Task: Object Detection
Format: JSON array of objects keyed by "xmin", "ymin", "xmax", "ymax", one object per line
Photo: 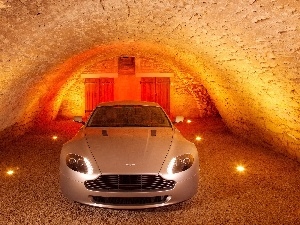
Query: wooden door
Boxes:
[
  {"xmin": 141, "ymin": 77, "xmax": 170, "ymax": 115},
  {"xmin": 99, "ymin": 78, "xmax": 114, "ymax": 103},
  {"xmin": 141, "ymin": 78, "xmax": 156, "ymax": 102},
  {"xmin": 85, "ymin": 78, "xmax": 99, "ymax": 115},
  {"xmin": 85, "ymin": 78, "xmax": 114, "ymax": 116},
  {"xmin": 156, "ymin": 78, "xmax": 170, "ymax": 115}
]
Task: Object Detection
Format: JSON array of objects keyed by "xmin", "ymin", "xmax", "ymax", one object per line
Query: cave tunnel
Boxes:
[
  {"xmin": 1, "ymin": 0, "xmax": 299, "ymax": 162},
  {"xmin": 1, "ymin": 0, "xmax": 300, "ymax": 223}
]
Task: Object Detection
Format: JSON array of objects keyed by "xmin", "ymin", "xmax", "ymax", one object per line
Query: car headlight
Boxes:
[
  {"xmin": 167, "ymin": 154, "xmax": 194, "ymax": 174},
  {"xmin": 66, "ymin": 153, "xmax": 93, "ymax": 174}
]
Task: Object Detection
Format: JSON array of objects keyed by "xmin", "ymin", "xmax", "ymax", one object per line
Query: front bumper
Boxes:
[{"xmin": 60, "ymin": 172, "xmax": 199, "ymax": 209}]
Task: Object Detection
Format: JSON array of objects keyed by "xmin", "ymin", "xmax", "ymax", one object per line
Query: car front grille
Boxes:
[
  {"xmin": 91, "ymin": 195, "xmax": 169, "ymax": 205},
  {"xmin": 84, "ymin": 175, "xmax": 175, "ymax": 192}
]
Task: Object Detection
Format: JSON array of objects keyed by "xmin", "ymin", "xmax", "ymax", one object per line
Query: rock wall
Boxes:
[{"xmin": 0, "ymin": 0, "xmax": 299, "ymax": 161}]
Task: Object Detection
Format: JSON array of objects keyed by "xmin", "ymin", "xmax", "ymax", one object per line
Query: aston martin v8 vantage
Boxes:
[{"xmin": 60, "ymin": 101, "xmax": 199, "ymax": 209}]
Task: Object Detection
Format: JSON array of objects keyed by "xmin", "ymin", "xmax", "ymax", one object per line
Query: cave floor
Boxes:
[{"xmin": 0, "ymin": 118, "xmax": 299, "ymax": 225}]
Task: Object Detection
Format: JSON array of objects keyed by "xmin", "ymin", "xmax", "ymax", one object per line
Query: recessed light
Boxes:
[
  {"xmin": 6, "ymin": 170, "xmax": 14, "ymax": 175},
  {"xmin": 195, "ymin": 136, "xmax": 202, "ymax": 141},
  {"xmin": 236, "ymin": 165, "xmax": 245, "ymax": 172}
]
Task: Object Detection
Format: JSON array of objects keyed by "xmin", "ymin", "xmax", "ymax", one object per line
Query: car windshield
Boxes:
[{"xmin": 87, "ymin": 105, "xmax": 172, "ymax": 127}]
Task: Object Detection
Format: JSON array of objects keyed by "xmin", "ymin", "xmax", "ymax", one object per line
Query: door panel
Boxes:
[
  {"xmin": 156, "ymin": 78, "xmax": 170, "ymax": 115},
  {"xmin": 141, "ymin": 77, "xmax": 156, "ymax": 102},
  {"xmin": 99, "ymin": 78, "xmax": 114, "ymax": 103},
  {"xmin": 85, "ymin": 78, "xmax": 114, "ymax": 117},
  {"xmin": 141, "ymin": 77, "xmax": 170, "ymax": 115},
  {"xmin": 85, "ymin": 79, "xmax": 99, "ymax": 115}
]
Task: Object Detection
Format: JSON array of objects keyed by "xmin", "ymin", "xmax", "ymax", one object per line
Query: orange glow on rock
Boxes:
[{"xmin": 22, "ymin": 42, "xmax": 212, "ymax": 135}]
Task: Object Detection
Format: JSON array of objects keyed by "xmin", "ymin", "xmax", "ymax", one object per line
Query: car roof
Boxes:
[{"xmin": 96, "ymin": 101, "xmax": 161, "ymax": 107}]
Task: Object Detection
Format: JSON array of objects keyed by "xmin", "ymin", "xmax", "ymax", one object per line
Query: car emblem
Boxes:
[{"xmin": 125, "ymin": 163, "xmax": 136, "ymax": 166}]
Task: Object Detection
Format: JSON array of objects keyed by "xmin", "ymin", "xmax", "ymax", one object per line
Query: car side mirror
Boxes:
[
  {"xmin": 74, "ymin": 116, "xmax": 85, "ymax": 125},
  {"xmin": 174, "ymin": 116, "xmax": 184, "ymax": 123}
]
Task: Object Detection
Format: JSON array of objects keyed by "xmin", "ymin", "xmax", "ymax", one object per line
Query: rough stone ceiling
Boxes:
[{"xmin": 0, "ymin": 0, "xmax": 299, "ymax": 161}]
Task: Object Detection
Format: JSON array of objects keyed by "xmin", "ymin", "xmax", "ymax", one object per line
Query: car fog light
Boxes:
[
  {"xmin": 167, "ymin": 154, "xmax": 194, "ymax": 174},
  {"xmin": 66, "ymin": 153, "xmax": 93, "ymax": 174},
  {"xmin": 165, "ymin": 196, "xmax": 172, "ymax": 202}
]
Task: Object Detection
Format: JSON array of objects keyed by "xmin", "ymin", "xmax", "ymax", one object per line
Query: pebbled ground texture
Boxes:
[{"xmin": 0, "ymin": 118, "xmax": 299, "ymax": 225}]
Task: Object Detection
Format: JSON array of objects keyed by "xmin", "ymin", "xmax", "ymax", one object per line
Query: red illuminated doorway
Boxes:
[
  {"xmin": 85, "ymin": 78, "xmax": 114, "ymax": 116},
  {"xmin": 140, "ymin": 77, "xmax": 170, "ymax": 115}
]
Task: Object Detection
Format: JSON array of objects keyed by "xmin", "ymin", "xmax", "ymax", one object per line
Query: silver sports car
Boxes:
[{"xmin": 60, "ymin": 101, "xmax": 199, "ymax": 209}]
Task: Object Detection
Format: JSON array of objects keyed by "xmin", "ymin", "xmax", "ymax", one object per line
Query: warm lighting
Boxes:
[
  {"xmin": 195, "ymin": 136, "xmax": 202, "ymax": 141},
  {"xmin": 236, "ymin": 165, "xmax": 245, "ymax": 172},
  {"xmin": 187, "ymin": 119, "xmax": 192, "ymax": 124},
  {"xmin": 6, "ymin": 170, "xmax": 14, "ymax": 175},
  {"xmin": 52, "ymin": 135, "xmax": 58, "ymax": 140}
]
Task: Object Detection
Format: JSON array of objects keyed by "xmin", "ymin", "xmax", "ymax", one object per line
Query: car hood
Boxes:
[{"xmin": 84, "ymin": 127, "xmax": 174, "ymax": 174}]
